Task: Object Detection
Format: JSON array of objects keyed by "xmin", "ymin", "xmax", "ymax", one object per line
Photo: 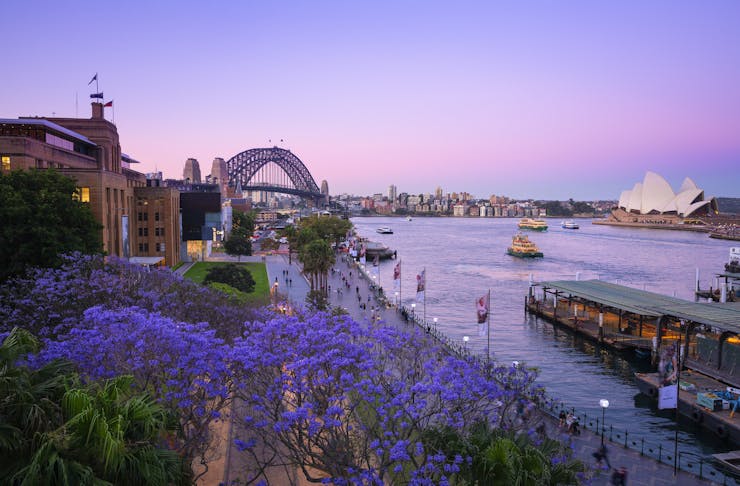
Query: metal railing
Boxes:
[{"xmin": 348, "ymin": 255, "xmax": 740, "ymax": 483}]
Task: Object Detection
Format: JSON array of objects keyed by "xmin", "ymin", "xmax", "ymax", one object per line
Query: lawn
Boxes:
[{"xmin": 184, "ymin": 262, "xmax": 270, "ymax": 304}]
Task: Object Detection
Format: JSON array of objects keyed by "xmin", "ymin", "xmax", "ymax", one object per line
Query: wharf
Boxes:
[{"xmin": 634, "ymin": 370, "xmax": 740, "ymax": 445}]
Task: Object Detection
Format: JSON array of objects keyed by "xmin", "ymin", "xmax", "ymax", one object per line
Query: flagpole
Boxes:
[
  {"xmin": 487, "ymin": 288, "xmax": 491, "ymax": 363},
  {"xmin": 423, "ymin": 267, "xmax": 427, "ymax": 323},
  {"xmin": 399, "ymin": 260, "xmax": 402, "ymax": 308},
  {"xmin": 674, "ymin": 331, "xmax": 682, "ymax": 475}
]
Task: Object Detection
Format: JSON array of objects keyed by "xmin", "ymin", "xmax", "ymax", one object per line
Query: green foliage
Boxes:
[
  {"xmin": 223, "ymin": 232, "xmax": 252, "ymax": 260},
  {"xmin": 183, "ymin": 262, "xmax": 270, "ymax": 303},
  {"xmin": 298, "ymin": 215, "xmax": 352, "ymax": 248},
  {"xmin": 224, "ymin": 210, "xmax": 256, "ymax": 260},
  {"xmin": 260, "ymin": 237, "xmax": 280, "ymax": 251},
  {"xmin": 232, "ymin": 210, "xmax": 256, "ymax": 235},
  {"xmin": 203, "ymin": 263, "xmax": 256, "ymax": 293},
  {"xmin": 208, "ymin": 281, "xmax": 250, "ymax": 303},
  {"xmin": 422, "ymin": 421, "xmax": 584, "ymax": 485},
  {"xmin": 0, "ymin": 328, "xmax": 186, "ymax": 486},
  {"xmin": 300, "ymin": 239, "xmax": 335, "ymax": 293},
  {"xmin": 0, "ymin": 169, "xmax": 103, "ymax": 281},
  {"xmin": 305, "ymin": 289, "xmax": 330, "ymax": 311}
]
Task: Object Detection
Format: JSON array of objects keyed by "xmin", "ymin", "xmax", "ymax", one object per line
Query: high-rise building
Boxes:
[
  {"xmin": 320, "ymin": 179, "xmax": 329, "ymax": 197},
  {"xmin": 435, "ymin": 186, "xmax": 443, "ymax": 200},
  {"xmin": 388, "ymin": 184, "xmax": 397, "ymax": 203},
  {"xmin": 183, "ymin": 158, "xmax": 201, "ymax": 183}
]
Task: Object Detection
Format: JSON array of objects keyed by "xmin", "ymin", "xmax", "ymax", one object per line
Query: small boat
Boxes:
[
  {"xmin": 407, "ymin": 216, "xmax": 412, "ymax": 221},
  {"xmin": 518, "ymin": 218, "xmax": 548, "ymax": 231},
  {"xmin": 561, "ymin": 220, "xmax": 579, "ymax": 230},
  {"xmin": 376, "ymin": 227, "xmax": 393, "ymax": 234},
  {"xmin": 507, "ymin": 233, "xmax": 543, "ymax": 258}
]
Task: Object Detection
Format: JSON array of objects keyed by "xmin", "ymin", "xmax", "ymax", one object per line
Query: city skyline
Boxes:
[{"xmin": 3, "ymin": 1, "xmax": 739, "ymax": 200}]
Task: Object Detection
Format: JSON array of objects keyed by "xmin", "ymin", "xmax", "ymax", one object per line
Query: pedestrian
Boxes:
[
  {"xmin": 592, "ymin": 443, "xmax": 611, "ymax": 470},
  {"xmin": 356, "ymin": 286, "xmax": 359, "ymax": 294},
  {"xmin": 559, "ymin": 410, "xmax": 567, "ymax": 428},
  {"xmin": 536, "ymin": 422, "xmax": 547, "ymax": 440},
  {"xmin": 610, "ymin": 467, "xmax": 627, "ymax": 485},
  {"xmin": 367, "ymin": 295, "xmax": 371, "ymax": 303},
  {"xmin": 289, "ymin": 278, "xmax": 292, "ymax": 286}
]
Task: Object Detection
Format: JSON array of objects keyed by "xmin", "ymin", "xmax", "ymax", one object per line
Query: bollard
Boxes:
[
  {"xmin": 641, "ymin": 438, "xmax": 645, "ymax": 456},
  {"xmin": 624, "ymin": 430, "xmax": 628, "ymax": 448},
  {"xmin": 609, "ymin": 424, "xmax": 613, "ymax": 441}
]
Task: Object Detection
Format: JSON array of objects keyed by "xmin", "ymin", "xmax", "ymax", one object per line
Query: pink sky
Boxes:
[{"xmin": 3, "ymin": 1, "xmax": 739, "ymax": 199}]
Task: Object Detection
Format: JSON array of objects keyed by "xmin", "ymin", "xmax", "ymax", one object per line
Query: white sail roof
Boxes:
[{"xmin": 616, "ymin": 171, "xmax": 717, "ymax": 217}]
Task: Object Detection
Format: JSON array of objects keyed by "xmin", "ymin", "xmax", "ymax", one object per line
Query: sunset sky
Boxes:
[{"xmin": 3, "ymin": 1, "xmax": 739, "ymax": 200}]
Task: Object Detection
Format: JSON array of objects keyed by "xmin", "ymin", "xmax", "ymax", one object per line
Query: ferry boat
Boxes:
[
  {"xmin": 518, "ymin": 218, "xmax": 548, "ymax": 231},
  {"xmin": 376, "ymin": 227, "xmax": 393, "ymax": 234},
  {"xmin": 561, "ymin": 220, "xmax": 579, "ymax": 230},
  {"xmin": 507, "ymin": 233, "xmax": 543, "ymax": 258}
]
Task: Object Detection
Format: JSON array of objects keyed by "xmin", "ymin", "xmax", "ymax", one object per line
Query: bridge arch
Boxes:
[{"xmin": 226, "ymin": 147, "xmax": 323, "ymax": 201}]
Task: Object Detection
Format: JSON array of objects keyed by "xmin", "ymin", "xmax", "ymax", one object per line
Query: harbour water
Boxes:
[{"xmin": 352, "ymin": 216, "xmax": 733, "ymax": 457}]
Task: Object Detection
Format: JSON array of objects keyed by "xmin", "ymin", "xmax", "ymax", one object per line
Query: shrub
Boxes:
[{"xmin": 203, "ymin": 264, "xmax": 255, "ymax": 293}]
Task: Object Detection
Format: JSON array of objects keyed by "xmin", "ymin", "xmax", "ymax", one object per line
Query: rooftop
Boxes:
[
  {"xmin": 536, "ymin": 279, "xmax": 740, "ymax": 330},
  {"xmin": 1, "ymin": 118, "xmax": 96, "ymax": 146}
]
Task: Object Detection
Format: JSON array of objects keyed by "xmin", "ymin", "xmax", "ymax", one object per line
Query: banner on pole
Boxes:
[
  {"xmin": 658, "ymin": 341, "xmax": 679, "ymax": 409},
  {"xmin": 416, "ymin": 269, "xmax": 425, "ymax": 303},
  {"xmin": 477, "ymin": 293, "xmax": 490, "ymax": 337}
]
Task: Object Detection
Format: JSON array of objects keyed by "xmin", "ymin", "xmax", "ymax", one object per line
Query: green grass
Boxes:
[
  {"xmin": 171, "ymin": 262, "xmax": 185, "ymax": 271},
  {"xmin": 184, "ymin": 262, "xmax": 270, "ymax": 303}
]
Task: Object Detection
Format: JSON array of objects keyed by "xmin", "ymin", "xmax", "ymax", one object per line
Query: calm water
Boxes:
[{"xmin": 352, "ymin": 216, "xmax": 732, "ymax": 456}]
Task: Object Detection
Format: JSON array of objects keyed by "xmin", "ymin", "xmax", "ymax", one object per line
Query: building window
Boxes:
[
  {"xmin": 80, "ymin": 187, "xmax": 90, "ymax": 203},
  {"xmin": 1, "ymin": 156, "xmax": 9, "ymax": 171},
  {"xmin": 138, "ymin": 227, "xmax": 148, "ymax": 237},
  {"xmin": 155, "ymin": 227, "xmax": 165, "ymax": 236},
  {"xmin": 137, "ymin": 212, "xmax": 148, "ymax": 222},
  {"xmin": 154, "ymin": 212, "xmax": 160, "ymax": 221},
  {"xmin": 156, "ymin": 243, "xmax": 166, "ymax": 252},
  {"xmin": 138, "ymin": 243, "xmax": 149, "ymax": 252}
]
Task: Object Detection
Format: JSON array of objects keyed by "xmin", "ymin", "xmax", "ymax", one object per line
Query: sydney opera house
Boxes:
[{"xmin": 609, "ymin": 171, "xmax": 718, "ymax": 223}]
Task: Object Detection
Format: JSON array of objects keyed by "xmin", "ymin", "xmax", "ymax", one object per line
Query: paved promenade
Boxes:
[{"xmin": 210, "ymin": 252, "xmax": 720, "ymax": 484}]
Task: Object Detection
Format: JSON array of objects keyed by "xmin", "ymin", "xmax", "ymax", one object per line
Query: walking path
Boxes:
[{"xmin": 216, "ymin": 252, "xmax": 720, "ymax": 485}]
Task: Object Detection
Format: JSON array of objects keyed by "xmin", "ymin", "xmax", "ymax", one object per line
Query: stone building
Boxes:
[
  {"xmin": 183, "ymin": 157, "xmax": 201, "ymax": 183},
  {"xmin": 0, "ymin": 103, "xmax": 151, "ymax": 259}
]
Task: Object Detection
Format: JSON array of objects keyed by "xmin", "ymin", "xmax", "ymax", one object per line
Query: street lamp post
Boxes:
[
  {"xmin": 463, "ymin": 335, "xmax": 469, "ymax": 354},
  {"xmin": 411, "ymin": 303, "xmax": 416, "ymax": 321},
  {"xmin": 395, "ymin": 291, "xmax": 399, "ymax": 307},
  {"xmin": 433, "ymin": 317, "xmax": 438, "ymax": 331},
  {"xmin": 599, "ymin": 399, "xmax": 609, "ymax": 446}
]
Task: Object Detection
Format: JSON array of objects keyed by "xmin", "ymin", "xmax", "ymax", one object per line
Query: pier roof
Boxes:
[{"xmin": 537, "ymin": 280, "xmax": 740, "ymax": 331}]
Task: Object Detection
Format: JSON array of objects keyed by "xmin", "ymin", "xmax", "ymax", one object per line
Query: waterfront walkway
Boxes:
[{"xmin": 214, "ymin": 252, "xmax": 719, "ymax": 485}]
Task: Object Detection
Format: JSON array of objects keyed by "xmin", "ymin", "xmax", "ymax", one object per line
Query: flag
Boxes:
[
  {"xmin": 90, "ymin": 92, "xmax": 104, "ymax": 99},
  {"xmin": 416, "ymin": 269, "xmax": 425, "ymax": 303},
  {"xmin": 393, "ymin": 261, "xmax": 401, "ymax": 291},
  {"xmin": 103, "ymin": 100, "xmax": 113, "ymax": 107},
  {"xmin": 477, "ymin": 293, "xmax": 490, "ymax": 337},
  {"xmin": 88, "ymin": 73, "xmax": 97, "ymax": 85}
]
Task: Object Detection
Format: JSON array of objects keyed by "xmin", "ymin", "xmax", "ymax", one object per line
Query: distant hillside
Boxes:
[{"xmin": 717, "ymin": 197, "xmax": 740, "ymax": 215}]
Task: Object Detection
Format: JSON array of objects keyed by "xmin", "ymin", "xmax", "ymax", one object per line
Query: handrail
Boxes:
[{"xmin": 346, "ymin": 254, "xmax": 739, "ymax": 483}]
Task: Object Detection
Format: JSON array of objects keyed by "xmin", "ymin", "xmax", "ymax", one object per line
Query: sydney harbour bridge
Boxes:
[{"xmin": 225, "ymin": 147, "xmax": 325, "ymax": 204}]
